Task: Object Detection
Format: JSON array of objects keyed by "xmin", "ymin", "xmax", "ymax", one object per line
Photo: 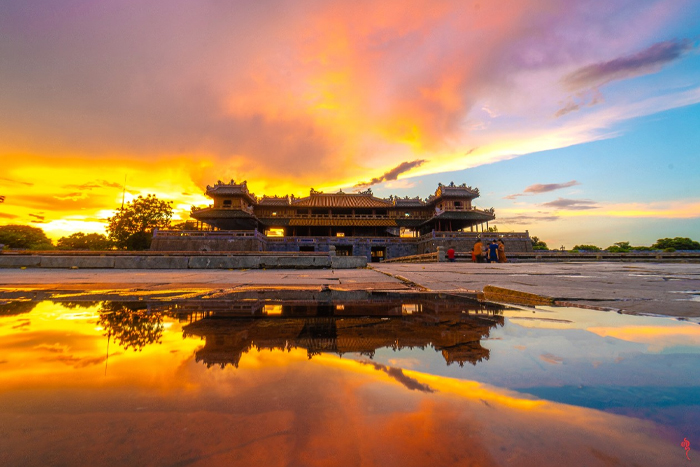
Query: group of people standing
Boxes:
[
  {"xmin": 444, "ymin": 239, "xmax": 507, "ymax": 263},
  {"xmin": 472, "ymin": 239, "xmax": 507, "ymax": 263}
]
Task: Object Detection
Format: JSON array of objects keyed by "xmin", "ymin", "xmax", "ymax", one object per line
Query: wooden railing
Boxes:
[
  {"xmin": 420, "ymin": 231, "xmax": 531, "ymax": 240},
  {"xmin": 190, "ymin": 206, "xmax": 494, "ymax": 219},
  {"xmin": 154, "ymin": 230, "xmax": 265, "ymax": 240}
]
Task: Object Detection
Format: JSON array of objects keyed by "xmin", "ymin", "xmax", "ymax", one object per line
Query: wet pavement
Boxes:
[
  {"xmin": 1, "ymin": 261, "xmax": 699, "ymax": 317},
  {"xmin": 1, "ymin": 295, "xmax": 698, "ymax": 466}
]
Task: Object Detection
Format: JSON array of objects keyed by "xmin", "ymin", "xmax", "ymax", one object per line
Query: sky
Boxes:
[{"xmin": 1, "ymin": 0, "xmax": 699, "ymax": 247}]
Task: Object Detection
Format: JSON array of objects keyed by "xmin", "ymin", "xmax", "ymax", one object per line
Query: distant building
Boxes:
[
  {"xmin": 190, "ymin": 179, "xmax": 494, "ymax": 235},
  {"xmin": 151, "ymin": 179, "xmax": 532, "ymax": 260}
]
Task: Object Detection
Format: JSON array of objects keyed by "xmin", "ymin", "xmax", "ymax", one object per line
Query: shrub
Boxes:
[
  {"xmin": 652, "ymin": 237, "xmax": 700, "ymax": 251},
  {"xmin": 573, "ymin": 244, "xmax": 601, "ymax": 252}
]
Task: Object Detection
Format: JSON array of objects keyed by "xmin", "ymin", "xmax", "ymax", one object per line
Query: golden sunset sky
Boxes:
[{"xmin": 1, "ymin": 0, "xmax": 699, "ymax": 246}]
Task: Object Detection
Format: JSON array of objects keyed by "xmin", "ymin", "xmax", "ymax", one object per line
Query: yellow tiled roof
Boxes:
[
  {"xmin": 289, "ymin": 218, "xmax": 397, "ymax": 227},
  {"xmin": 292, "ymin": 194, "xmax": 392, "ymax": 208}
]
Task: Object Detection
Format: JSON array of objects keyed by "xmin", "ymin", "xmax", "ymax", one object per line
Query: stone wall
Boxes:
[
  {"xmin": 149, "ymin": 231, "xmax": 531, "ymax": 261},
  {"xmin": 0, "ymin": 254, "xmax": 366, "ymax": 269},
  {"xmin": 150, "ymin": 236, "xmax": 264, "ymax": 252}
]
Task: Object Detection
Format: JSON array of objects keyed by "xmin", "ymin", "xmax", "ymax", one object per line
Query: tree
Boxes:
[
  {"xmin": 487, "ymin": 225, "xmax": 498, "ymax": 232},
  {"xmin": 98, "ymin": 302, "xmax": 164, "ymax": 352},
  {"xmin": 606, "ymin": 241, "xmax": 631, "ymax": 253},
  {"xmin": 106, "ymin": 194, "xmax": 173, "ymax": 249},
  {"xmin": 652, "ymin": 237, "xmax": 700, "ymax": 251},
  {"xmin": 531, "ymin": 236, "xmax": 548, "ymax": 250},
  {"xmin": 0, "ymin": 225, "xmax": 53, "ymax": 249},
  {"xmin": 57, "ymin": 232, "xmax": 113, "ymax": 250},
  {"xmin": 573, "ymin": 244, "xmax": 601, "ymax": 252}
]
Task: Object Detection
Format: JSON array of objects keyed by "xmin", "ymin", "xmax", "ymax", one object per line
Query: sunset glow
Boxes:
[{"xmin": 1, "ymin": 1, "xmax": 699, "ymax": 245}]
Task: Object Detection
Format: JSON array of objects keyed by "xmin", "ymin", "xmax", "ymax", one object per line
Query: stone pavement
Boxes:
[
  {"xmin": 372, "ymin": 262, "xmax": 700, "ymax": 318},
  {"xmin": 1, "ymin": 262, "xmax": 698, "ymax": 318}
]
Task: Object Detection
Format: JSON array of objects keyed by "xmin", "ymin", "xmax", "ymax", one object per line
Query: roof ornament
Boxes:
[
  {"xmin": 337, "ymin": 189, "xmax": 345, "ymax": 194},
  {"xmin": 449, "ymin": 181, "xmax": 455, "ymax": 187}
]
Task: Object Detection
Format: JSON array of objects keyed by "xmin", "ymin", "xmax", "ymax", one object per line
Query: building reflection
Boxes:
[{"xmin": 172, "ymin": 296, "xmax": 505, "ymax": 368}]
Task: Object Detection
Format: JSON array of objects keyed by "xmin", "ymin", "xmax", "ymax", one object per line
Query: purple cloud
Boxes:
[
  {"xmin": 563, "ymin": 39, "xmax": 693, "ymax": 91},
  {"xmin": 354, "ymin": 160, "xmax": 426, "ymax": 189},
  {"xmin": 504, "ymin": 180, "xmax": 580, "ymax": 199},
  {"xmin": 524, "ymin": 180, "xmax": 580, "ymax": 194},
  {"xmin": 494, "ymin": 215, "xmax": 560, "ymax": 225},
  {"xmin": 541, "ymin": 198, "xmax": 598, "ymax": 210}
]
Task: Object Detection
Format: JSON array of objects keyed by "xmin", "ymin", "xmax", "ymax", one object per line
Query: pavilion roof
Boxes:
[{"xmin": 291, "ymin": 193, "xmax": 393, "ymax": 208}]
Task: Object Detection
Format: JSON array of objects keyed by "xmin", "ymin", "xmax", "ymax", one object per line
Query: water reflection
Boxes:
[
  {"xmin": 0, "ymin": 300, "xmax": 37, "ymax": 316},
  {"xmin": 91, "ymin": 296, "xmax": 505, "ymax": 367},
  {"xmin": 0, "ymin": 296, "xmax": 698, "ymax": 466},
  {"xmin": 98, "ymin": 302, "xmax": 164, "ymax": 352},
  {"xmin": 180, "ymin": 300, "xmax": 503, "ymax": 368}
]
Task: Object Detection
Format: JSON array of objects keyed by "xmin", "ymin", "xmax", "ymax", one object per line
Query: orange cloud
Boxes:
[{"xmin": 0, "ymin": 0, "xmax": 696, "ymax": 237}]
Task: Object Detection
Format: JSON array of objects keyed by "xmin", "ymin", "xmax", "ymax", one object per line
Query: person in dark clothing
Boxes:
[{"xmin": 487, "ymin": 240, "xmax": 499, "ymax": 263}]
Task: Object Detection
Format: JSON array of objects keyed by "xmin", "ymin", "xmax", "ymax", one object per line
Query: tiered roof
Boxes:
[{"xmin": 205, "ymin": 181, "xmax": 481, "ymax": 207}]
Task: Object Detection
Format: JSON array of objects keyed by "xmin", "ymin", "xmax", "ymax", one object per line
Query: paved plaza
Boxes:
[{"xmin": 1, "ymin": 261, "xmax": 698, "ymax": 318}]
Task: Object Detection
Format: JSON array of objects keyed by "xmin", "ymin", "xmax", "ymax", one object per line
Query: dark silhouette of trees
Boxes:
[
  {"xmin": 57, "ymin": 232, "xmax": 113, "ymax": 250},
  {"xmin": 106, "ymin": 194, "xmax": 173, "ymax": 249},
  {"xmin": 0, "ymin": 225, "xmax": 53, "ymax": 249}
]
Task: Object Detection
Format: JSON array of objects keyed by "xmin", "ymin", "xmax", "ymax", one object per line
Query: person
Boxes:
[
  {"xmin": 472, "ymin": 240, "xmax": 484, "ymax": 263},
  {"xmin": 447, "ymin": 246, "xmax": 456, "ymax": 262},
  {"xmin": 497, "ymin": 239, "xmax": 507, "ymax": 263},
  {"xmin": 487, "ymin": 240, "xmax": 499, "ymax": 263}
]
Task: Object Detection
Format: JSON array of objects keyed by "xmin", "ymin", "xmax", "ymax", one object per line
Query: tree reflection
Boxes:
[
  {"xmin": 0, "ymin": 300, "xmax": 37, "ymax": 316},
  {"xmin": 98, "ymin": 302, "xmax": 164, "ymax": 351}
]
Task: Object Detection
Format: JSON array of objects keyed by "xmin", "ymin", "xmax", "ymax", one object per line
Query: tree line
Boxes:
[
  {"xmin": 0, "ymin": 194, "xmax": 176, "ymax": 251},
  {"xmin": 532, "ymin": 237, "xmax": 700, "ymax": 253}
]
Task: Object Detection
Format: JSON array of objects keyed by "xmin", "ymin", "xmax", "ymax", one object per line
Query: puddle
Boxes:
[
  {"xmin": 670, "ymin": 290, "xmax": 700, "ymax": 302},
  {"xmin": 1, "ymin": 293, "xmax": 698, "ymax": 466}
]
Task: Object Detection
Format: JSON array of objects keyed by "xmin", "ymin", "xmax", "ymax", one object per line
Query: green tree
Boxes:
[
  {"xmin": 57, "ymin": 232, "xmax": 113, "ymax": 250},
  {"xmin": 531, "ymin": 236, "xmax": 548, "ymax": 250},
  {"xmin": 651, "ymin": 237, "xmax": 700, "ymax": 251},
  {"xmin": 106, "ymin": 194, "xmax": 173, "ymax": 249},
  {"xmin": 606, "ymin": 241, "xmax": 631, "ymax": 253},
  {"xmin": 487, "ymin": 225, "xmax": 498, "ymax": 232},
  {"xmin": 573, "ymin": 244, "xmax": 601, "ymax": 252},
  {"xmin": 0, "ymin": 225, "xmax": 53, "ymax": 249}
]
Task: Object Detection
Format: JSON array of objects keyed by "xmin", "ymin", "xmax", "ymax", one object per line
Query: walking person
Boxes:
[
  {"xmin": 487, "ymin": 240, "xmax": 499, "ymax": 263},
  {"xmin": 472, "ymin": 239, "xmax": 484, "ymax": 263},
  {"xmin": 497, "ymin": 239, "xmax": 507, "ymax": 263}
]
